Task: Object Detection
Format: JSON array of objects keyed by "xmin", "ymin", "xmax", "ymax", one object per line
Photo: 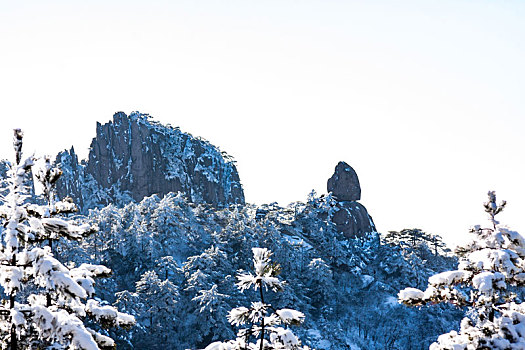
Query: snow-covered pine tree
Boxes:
[
  {"xmin": 204, "ymin": 247, "xmax": 310, "ymax": 350},
  {"xmin": 398, "ymin": 191, "xmax": 525, "ymax": 349},
  {"xmin": 306, "ymin": 258, "xmax": 334, "ymax": 311},
  {"xmin": 0, "ymin": 129, "xmax": 134, "ymax": 349},
  {"xmin": 130, "ymin": 270, "xmax": 178, "ymax": 347},
  {"xmin": 182, "ymin": 246, "xmax": 236, "ymax": 347}
]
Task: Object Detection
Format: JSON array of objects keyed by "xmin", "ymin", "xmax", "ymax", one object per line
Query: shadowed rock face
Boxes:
[
  {"xmin": 327, "ymin": 162, "xmax": 361, "ymax": 201},
  {"xmin": 331, "ymin": 201, "xmax": 376, "ymax": 238},
  {"xmin": 54, "ymin": 147, "xmax": 85, "ymax": 209},
  {"xmin": 327, "ymin": 161, "xmax": 375, "ymax": 238},
  {"xmin": 55, "ymin": 112, "xmax": 244, "ymax": 210}
]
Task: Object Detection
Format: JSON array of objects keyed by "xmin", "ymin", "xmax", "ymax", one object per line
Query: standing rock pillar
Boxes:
[{"xmin": 327, "ymin": 161, "xmax": 376, "ymax": 238}]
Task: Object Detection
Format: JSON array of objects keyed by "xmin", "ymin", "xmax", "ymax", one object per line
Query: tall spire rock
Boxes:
[
  {"xmin": 327, "ymin": 161, "xmax": 361, "ymax": 201},
  {"xmin": 327, "ymin": 161, "xmax": 376, "ymax": 238},
  {"xmin": 55, "ymin": 112, "xmax": 244, "ymax": 210}
]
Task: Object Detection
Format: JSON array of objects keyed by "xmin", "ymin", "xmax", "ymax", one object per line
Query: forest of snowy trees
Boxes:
[{"xmin": 0, "ymin": 128, "xmax": 524, "ymax": 350}]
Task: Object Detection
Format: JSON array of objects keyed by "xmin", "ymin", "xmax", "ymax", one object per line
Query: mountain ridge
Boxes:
[
  {"xmin": 2, "ymin": 111, "xmax": 376, "ymax": 238},
  {"xmin": 54, "ymin": 111, "xmax": 245, "ymax": 210}
]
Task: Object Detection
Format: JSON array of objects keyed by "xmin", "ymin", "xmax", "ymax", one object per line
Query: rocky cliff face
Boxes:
[
  {"xmin": 55, "ymin": 112, "xmax": 244, "ymax": 210},
  {"xmin": 328, "ymin": 161, "xmax": 376, "ymax": 238},
  {"xmin": 327, "ymin": 162, "xmax": 361, "ymax": 201}
]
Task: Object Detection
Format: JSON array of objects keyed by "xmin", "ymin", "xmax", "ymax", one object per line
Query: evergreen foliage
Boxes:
[
  {"xmin": 56, "ymin": 190, "xmax": 460, "ymax": 349},
  {"xmin": 0, "ymin": 132, "xmax": 465, "ymax": 349},
  {"xmin": 204, "ymin": 247, "xmax": 309, "ymax": 350},
  {"xmin": 399, "ymin": 191, "xmax": 525, "ymax": 349},
  {"xmin": 0, "ymin": 130, "xmax": 134, "ymax": 349}
]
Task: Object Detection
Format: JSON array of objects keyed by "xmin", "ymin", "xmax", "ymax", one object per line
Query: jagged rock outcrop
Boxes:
[
  {"xmin": 55, "ymin": 112, "xmax": 244, "ymax": 210},
  {"xmin": 55, "ymin": 147, "xmax": 95, "ymax": 210},
  {"xmin": 331, "ymin": 201, "xmax": 376, "ymax": 238},
  {"xmin": 328, "ymin": 161, "xmax": 376, "ymax": 238},
  {"xmin": 327, "ymin": 162, "xmax": 361, "ymax": 201}
]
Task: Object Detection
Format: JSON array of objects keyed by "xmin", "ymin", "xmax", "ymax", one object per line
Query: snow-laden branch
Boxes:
[{"xmin": 86, "ymin": 299, "xmax": 136, "ymax": 329}]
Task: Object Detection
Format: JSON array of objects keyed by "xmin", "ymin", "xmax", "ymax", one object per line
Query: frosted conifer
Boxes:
[
  {"xmin": 0, "ymin": 130, "xmax": 134, "ymax": 349},
  {"xmin": 204, "ymin": 247, "xmax": 311, "ymax": 350},
  {"xmin": 399, "ymin": 191, "xmax": 525, "ymax": 349}
]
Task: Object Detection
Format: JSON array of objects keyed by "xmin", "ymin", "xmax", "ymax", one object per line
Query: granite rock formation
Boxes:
[
  {"xmin": 327, "ymin": 161, "xmax": 361, "ymax": 201},
  {"xmin": 327, "ymin": 162, "xmax": 376, "ymax": 238},
  {"xmin": 331, "ymin": 201, "xmax": 376, "ymax": 238},
  {"xmin": 55, "ymin": 112, "xmax": 244, "ymax": 210}
]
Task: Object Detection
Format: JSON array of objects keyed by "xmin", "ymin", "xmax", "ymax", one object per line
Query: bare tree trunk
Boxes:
[
  {"xmin": 10, "ymin": 323, "xmax": 17, "ymax": 350},
  {"xmin": 10, "ymin": 254, "xmax": 16, "ymax": 350},
  {"xmin": 259, "ymin": 280, "xmax": 265, "ymax": 350}
]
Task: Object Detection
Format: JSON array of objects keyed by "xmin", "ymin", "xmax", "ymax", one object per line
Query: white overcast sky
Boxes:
[{"xmin": 1, "ymin": 0, "xmax": 524, "ymax": 245}]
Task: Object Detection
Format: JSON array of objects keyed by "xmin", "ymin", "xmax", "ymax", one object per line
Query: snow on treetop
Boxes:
[
  {"xmin": 86, "ymin": 299, "xmax": 136, "ymax": 328},
  {"xmin": 252, "ymin": 247, "xmax": 272, "ymax": 275},
  {"xmin": 398, "ymin": 288, "xmax": 425, "ymax": 303},
  {"xmin": 276, "ymin": 309, "xmax": 305, "ymax": 325},
  {"xmin": 204, "ymin": 340, "xmax": 242, "ymax": 350},
  {"xmin": 30, "ymin": 305, "xmax": 100, "ymax": 350},
  {"xmin": 0, "ymin": 266, "xmax": 23, "ymax": 295},
  {"xmin": 75, "ymin": 263, "xmax": 112, "ymax": 277},
  {"xmin": 269, "ymin": 328, "xmax": 301, "ymax": 347},
  {"xmin": 471, "ymin": 271, "xmax": 506, "ymax": 294},
  {"xmin": 428, "ymin": 270, "xmax": 470, "ymax": 287},
  {"xmin": 462, "ymin": 248, "xmax": 520, "ymax": 275},
  {"xmin": 235, "ymin": 248, "xmax": 285, "ymax": 293}
]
